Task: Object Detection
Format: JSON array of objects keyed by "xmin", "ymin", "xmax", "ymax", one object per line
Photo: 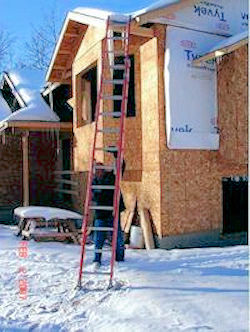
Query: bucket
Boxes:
[{"xmin": 130, "ymin": 225, "xmax": 144, "ymax": 249}]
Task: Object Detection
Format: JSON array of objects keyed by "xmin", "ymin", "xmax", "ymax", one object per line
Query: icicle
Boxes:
[
  {"xmin": 56, "ymin": 130, "xmax": 60, "ymax": 155},
  {"xmin": 1, "ymin": 132, "xmax": 6, "ymax": 145}
]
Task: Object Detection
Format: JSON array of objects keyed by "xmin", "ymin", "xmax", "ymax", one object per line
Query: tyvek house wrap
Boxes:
[
  {"xmin": 165, "ymin": 26, "xmax": 225, "ymax": 150},
  {"xmin": 1, "ymin": 69, "xmax": 59, "ymax": 123}
]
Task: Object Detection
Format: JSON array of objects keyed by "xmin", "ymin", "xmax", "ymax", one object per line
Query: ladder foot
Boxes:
[
  {"xmin": 107, "ymin": 280, "xmax": 113, "ymax": 290},
  {"xmin": 75, "ymin": 280, "xmax": 82, "ymax": 290}
]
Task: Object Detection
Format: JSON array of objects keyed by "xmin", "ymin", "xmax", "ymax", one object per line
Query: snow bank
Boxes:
[
  {"xmin": 14, "ymin": 206, "xmax": 83, "ymax": 221},
  {"xmin": 0, "ymin": 225, "xmax": 248, "ymax": 331}
]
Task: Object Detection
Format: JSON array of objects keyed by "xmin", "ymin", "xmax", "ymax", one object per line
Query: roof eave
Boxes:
[
  {"xmin": 193, "ymin": 37, "xmax": 248, "ymax": 65},
  {"xmin": 134, "ymin": 0, "xmax": 196, "ymax": 25}
]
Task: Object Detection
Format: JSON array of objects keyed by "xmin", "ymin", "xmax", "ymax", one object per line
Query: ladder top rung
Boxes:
[
  {"xmin": 92, "ymin": 185, "xmax": 115, "ymax": 190},
  {"xmin": 88, "ymin": 227, "xmax": 114, "ymax": 231},
  {"xmin": 89, "ymin": 206, "xmax": 114, "ymax": 211}
]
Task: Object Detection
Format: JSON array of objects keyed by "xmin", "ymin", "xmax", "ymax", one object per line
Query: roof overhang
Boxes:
[
  {"xmin": 46, "ymin": 12, "xmax": 89, "ymax": 84},
  {"xmin": 134, "ymin": 0, "xmax": 197, "ymax": 25},
  {"xmin": 0, "ymin": 121, "xmax": 73, "ymax": 132},
  {"xmin": 193, "ymin": 31, "xmax": 248, "ymax": 65},
  {"xmin": 46, "ymin": 11, "xmax": 155, "ymax": 84}
]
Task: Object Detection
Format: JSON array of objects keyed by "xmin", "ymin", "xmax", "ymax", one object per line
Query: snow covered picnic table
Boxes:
[
  {"xmin": 14, "ymin": 206, "xmax": 83, "ymax": 221},
  {"xmin": 0, "ymin": 224, "xmax": 248, "ymax": 332},
  {"xmin": 14, "ymin": 206, "xmax": 83, "ymax": 244}
]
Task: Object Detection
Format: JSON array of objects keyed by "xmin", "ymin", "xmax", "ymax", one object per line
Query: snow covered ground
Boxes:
[{"xmin": 0, "ymin": 225, "xmax": 248, "ymax": 332}]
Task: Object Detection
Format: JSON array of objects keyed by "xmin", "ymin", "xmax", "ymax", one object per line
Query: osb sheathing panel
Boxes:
[
  {"xmin": 72, "ymin": 29, "xmax": 103, "ymax": 172},
  {"xmin": 218, "ymin": 45, "xmax": 248, "ymax": 165},
  {"xmin": 158, "ymin": 28, "xmax": 248, "ymax": 237},
  {"xmin": 140, "ymin": 36, "xmax": 161, "ymax": 237},
  {"xmin": 73, "ymin": 122, "xmax": 103, "ymax": 171},
  {"xmin": 74, "ymin": 26, "xmax": 105, "ymax": 66}
]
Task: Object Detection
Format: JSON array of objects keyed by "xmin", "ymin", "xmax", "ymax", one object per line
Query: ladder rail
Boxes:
[
  {"xmin": 109, "ymin": 17, "xmax": 131, "ymax": 286},
  {"xmin": 78, "ymin": 17, "xmax": 111, "ymax": 287}
]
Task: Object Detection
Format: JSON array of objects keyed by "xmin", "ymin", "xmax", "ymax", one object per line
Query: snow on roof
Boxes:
[
  {"xmin": 73, "ymin": 1, "xmax": 180, "ymax": 20},
  {"xmin": 14, "ymin": 206, "xmax": 83, "ymax": 221},
  {"xmin": 1, "ymin": 69, "xmax": 59, "ymax": 123},
  {"xmin": 131, "ymin": 0, "xmax": 179, "ymax": 18},
  {"xmin": 0, "ymin": 92, "xmax": 11, "ymax": 121},
  {"xmin": 72, "ymin": 7, "xmax": 129, "ymax": 24}
]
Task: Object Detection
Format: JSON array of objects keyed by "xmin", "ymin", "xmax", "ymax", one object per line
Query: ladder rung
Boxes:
[
  {"xmin": 97, "ymin": 128, "xmax": 120, "ymax": 134},
  {"xmin": 107, "ymin": 51, "xmax": 125, "ymax": 56},
  {"xmin": 88, "ymin": 227, "xmax": 114, "ymax": 231},
  {"xmin": 109, "ymin": 20, "xmax": 127, "ymax": 26},
  {"xmin": 85, "ymin": 248, "xmax": 111, "ymax": 253},
  {"xmin": 95, "ymin": 146, "xmax": 118, "ymax": 153},
  {"xmin": 95, "ymin": 146, "xmax": 118, "ymax": 152},
  {"xmin": 89, "ymin": 206, "xmax": 114, "ymax": 211},
  {"xmin": 107, "ymin": 37, "xmax": 127, "ymax": 41},
  {"xmin": 94, "ymin": 164, "xmax": 116, "ymax": 171},
  {"xmin": 102, "ymin": 112, "xmax": 122, "ymax": 117},
  {"xmin": 110, "ymin": 64, "xmax": 126, "ymax": 70},
  {"xmin": 91, "ymin": 185, "xmax": 115, "ymax": 190},
  {"xmin": 103, "ymin": 79, "xmax": 124, "ymax": 85},
  {"xmin": 85, "ymin": 271, "xmax": 110, "ymax": 275},
  {"xmin": 102, "ymin": 95, "xmax": 123, "ymax": 100}
]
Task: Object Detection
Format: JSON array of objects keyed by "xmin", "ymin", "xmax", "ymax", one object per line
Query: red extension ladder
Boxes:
[{"xmin": 77, "ymin": 15, "xmax": 131, "ymax": 289}]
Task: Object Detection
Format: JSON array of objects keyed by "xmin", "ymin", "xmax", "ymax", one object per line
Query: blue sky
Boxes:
[{"xmin": 0, "ymin": 0, "xmax": 154, "ymax": 56}]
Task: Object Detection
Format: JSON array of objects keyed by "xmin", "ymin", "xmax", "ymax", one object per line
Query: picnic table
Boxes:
[{"xmin": 14, "ymin": 206, "xmax": 83, "ymax": 244}]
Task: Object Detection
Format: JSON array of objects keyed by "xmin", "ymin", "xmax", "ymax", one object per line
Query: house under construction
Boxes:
[{"xmin": 45, "ymin": 0, "xmax": 248, "ymax": 247}]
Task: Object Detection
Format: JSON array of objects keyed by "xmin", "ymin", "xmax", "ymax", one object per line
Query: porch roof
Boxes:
[
  {"xmin": 193, "ymin": 30, "xmax": 249, "ymax": 64},
  {"xmin": 0, "ymin": 70, "xmax": 72, "ymax": 133}
]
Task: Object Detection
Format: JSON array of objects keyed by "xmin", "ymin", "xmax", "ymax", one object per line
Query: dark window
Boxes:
[
  {"xmin": 83, "ymin": 66, "xmax": 97, "ymax": 122},
  {"xmin": 1, "ymin": 79, "xmax": 21, "ymax": 112},
  {"xmin": 223, "ymin": 177, "xmax": 248, "ymax": 233},
  {"xmin": 43, "ymin": 84, "xmax": 73, "ymax": 122},
  {"xmin": 113, "ymin": 55, "xmax": 136, "ymax": 117}
]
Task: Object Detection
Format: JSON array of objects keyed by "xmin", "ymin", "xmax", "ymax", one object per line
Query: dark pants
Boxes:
[{"xmin": 93, "ymin": 217, "xmax": 124, "ymax": 263}]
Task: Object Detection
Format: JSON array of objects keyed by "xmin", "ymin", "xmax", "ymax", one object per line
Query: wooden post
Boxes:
[{"xmin": 22, "ymin": 131, "xmax": 29, "ymax": 206}]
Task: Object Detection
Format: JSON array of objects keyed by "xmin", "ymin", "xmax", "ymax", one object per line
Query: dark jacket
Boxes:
[{"xmin": 92, "ymin": 166, "xmax": 126, "ymax": 220}]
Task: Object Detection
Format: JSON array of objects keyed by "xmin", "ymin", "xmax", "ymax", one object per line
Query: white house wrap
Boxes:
[
  {"xmin": 165, "ymin": 26, "xmax": 225, "ymax": 150},
  {"xmin": 146, "ymin": 0, "xmax": 248, "ymax": 36}
]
